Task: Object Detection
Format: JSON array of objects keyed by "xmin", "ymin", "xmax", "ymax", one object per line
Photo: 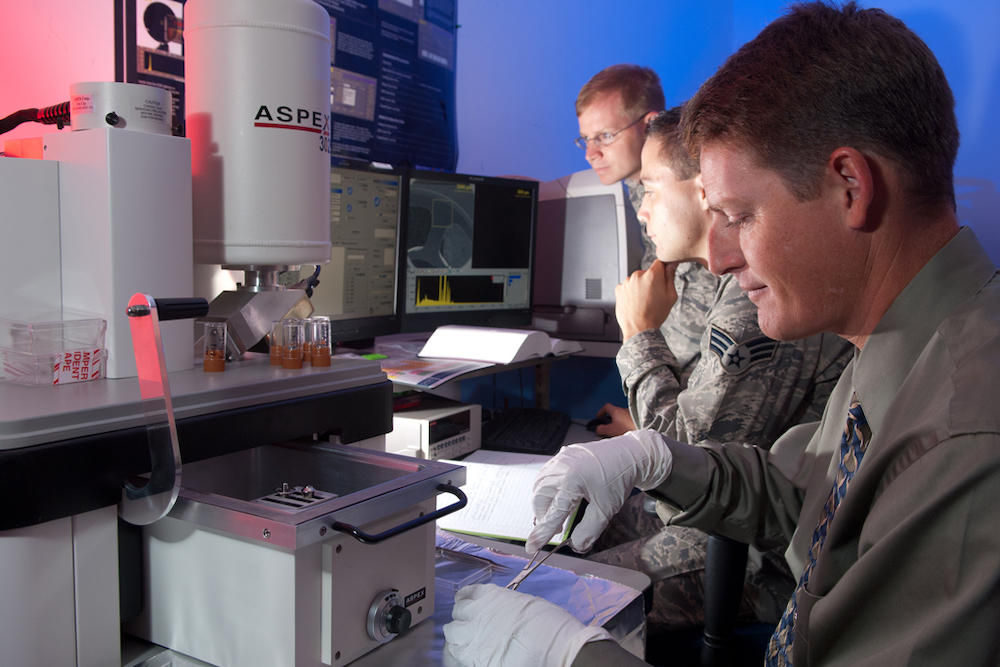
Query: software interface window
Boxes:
[
  {"xmin": 404, "ymin": 174, "xmax": 534, "ymax": 319},
  {"xmin": 310, "ymin": 166, "xmax": 402, "ymax": 323}
]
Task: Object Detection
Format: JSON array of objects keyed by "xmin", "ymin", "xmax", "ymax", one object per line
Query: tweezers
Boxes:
[{"xmin": 505, "ymin": 537, "xmax": 571, "ymax": 591}]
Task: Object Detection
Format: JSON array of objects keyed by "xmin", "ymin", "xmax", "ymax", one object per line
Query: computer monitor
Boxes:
[
  {"xmin": 307, "ymin": 159, "xmax": 407, "ymax": 346},
  {"xmin": 532, "ymin": 168, "xmax": 644, "ymax": 342},
  {"xmin": 400, "ymin": 170, "xmax": 537, "ymax": 333}
]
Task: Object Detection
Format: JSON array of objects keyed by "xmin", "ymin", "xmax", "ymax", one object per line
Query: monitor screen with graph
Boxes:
[{"xmin": 400, "ymin": 170, "xmax": 538, "ymax": 333}]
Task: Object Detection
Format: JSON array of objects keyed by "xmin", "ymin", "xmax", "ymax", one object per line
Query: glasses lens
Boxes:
[
  {"xmin": 574, "ymin": 137, "xmax": 588, "ymax": 150},
  {"xmin": 595, "ymin": 132, "xmax": 617, "ymax": 147}
]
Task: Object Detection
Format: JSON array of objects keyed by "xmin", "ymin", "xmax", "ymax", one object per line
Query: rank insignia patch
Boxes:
[{"xmin": 709, "ymin": 326, "xmax": 779, "ymax": 375}]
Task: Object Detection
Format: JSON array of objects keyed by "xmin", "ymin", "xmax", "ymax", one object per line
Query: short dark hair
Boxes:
[
  {"xmin": 646, "ymin": 107, "xmax": 700, "ymax": 181},
  {"xmin": 576, "ymin": 64, "xmax": 665, "ymax": 120},
  {"xmin": 682, "ymin": 1, "xmax": 959, "ymax": 212}
]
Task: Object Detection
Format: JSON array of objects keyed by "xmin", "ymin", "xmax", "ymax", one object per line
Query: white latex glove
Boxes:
[
  {"xmin": 444, "ymin": 583, "xmax": 613, "ymax": 667},
  {"xmin": 526, "ymin": 430, "xmax": 673, "ymax": 554}
]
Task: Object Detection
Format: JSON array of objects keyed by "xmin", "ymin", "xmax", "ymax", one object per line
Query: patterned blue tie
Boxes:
[{"xmin": 766, "ymin": 392, "xmax": 870, "ymax": 666}]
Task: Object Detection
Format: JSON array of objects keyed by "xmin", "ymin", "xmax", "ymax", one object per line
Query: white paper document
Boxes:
[{"xmin": 436, "ymin": 449, "xmax": 573, "ymax": 545}]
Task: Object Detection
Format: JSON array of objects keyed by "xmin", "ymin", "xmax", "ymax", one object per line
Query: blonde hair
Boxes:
[{"xmin": 576, "ymin": 64, "xmax": 665, "ymax": 120}]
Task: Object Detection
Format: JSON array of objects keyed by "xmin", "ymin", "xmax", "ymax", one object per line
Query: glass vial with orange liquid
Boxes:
[
  {"xmin": 282, "ymin": 319, "xmax": 305, "ymax": 369},
  {"xmin": 310, "ymin": 316, "xmax": 332, "ymax": 367},
  {"xmin": 269, "ymin": 320, "xmax": 284, "ymax": 366},
  {"xmin": 203, "ymin": 322, "xmax": 227, "ymax": 372}
]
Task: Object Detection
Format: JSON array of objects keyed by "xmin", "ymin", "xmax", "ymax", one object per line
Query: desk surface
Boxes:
[
  {"xmin": 360, "ymin": 332, "xmax": 621, "ymax": 360},
  {"xmin": 350, "ymin": 533, "xmax": 648, "ymax": 665}
]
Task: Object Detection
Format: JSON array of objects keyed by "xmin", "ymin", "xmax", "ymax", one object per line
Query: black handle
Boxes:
[
  {"xmin": 153, "ymin": 297, "xmax": 209, "ymax": 321},
  {"xmin": 331, "ymin": 484, "xmax": 467, "ymax": 545}
]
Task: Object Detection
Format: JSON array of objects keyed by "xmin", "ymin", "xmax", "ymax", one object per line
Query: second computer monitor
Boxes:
[
  {"xmin": 401, "ymin": 171, "xmax": 538, "ymax": 334},
  {"xmin": 532, "ymin": 168, "xmax": 644, "ymax": 342}
]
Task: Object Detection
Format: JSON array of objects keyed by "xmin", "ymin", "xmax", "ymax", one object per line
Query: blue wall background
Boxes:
[{"xmin": 451, "ymin": 0, "xmax": 1000, "ymax": 419}]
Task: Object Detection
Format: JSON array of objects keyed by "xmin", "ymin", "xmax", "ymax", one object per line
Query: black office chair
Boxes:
[
  {"xmin": 647, "ymin": 532, "xmax": 773, "ymax": 667},
  {"xmin": 701, "ymin": 533, "xmax": 752, "ymax": 666}
]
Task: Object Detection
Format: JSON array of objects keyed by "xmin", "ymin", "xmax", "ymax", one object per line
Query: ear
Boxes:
[
  {"xmin": 643, "ymin": 110, "xmax": 659, "ymax": 125},
  {"xmin": 693, "ymin": 173, "xmax": 709, "ymax": 211},
  {"xmin": 828, "ymin": 147, "xmax": 874, "ymax": 231}
]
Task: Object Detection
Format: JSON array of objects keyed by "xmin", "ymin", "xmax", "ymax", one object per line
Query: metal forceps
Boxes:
[{"xmin": 506, "ymin": 538, "xmax": 571, "ymax": 591}]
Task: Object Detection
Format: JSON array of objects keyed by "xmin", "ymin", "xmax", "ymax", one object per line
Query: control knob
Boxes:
[{"xmin": 367, "ymin": 590, "xmax": 412, "ymax": 643}]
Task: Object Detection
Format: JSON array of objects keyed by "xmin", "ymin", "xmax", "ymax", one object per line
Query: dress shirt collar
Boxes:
[{"xmin": 855, "ymin": 226, "xmax": 997, "ymax": 434}]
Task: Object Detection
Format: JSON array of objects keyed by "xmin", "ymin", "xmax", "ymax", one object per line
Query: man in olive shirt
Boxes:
[
  {"xmin": 445, "ymin": 3, "xmax": 1000, "ymax": 666},
  {"xmin": 589, "ymin": 108, "xmax": 851, "ymax": 634}
]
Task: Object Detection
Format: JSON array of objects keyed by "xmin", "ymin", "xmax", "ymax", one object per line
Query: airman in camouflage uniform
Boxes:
[{"xmin": 586, "ymin": 109, "xmax": 854, "ymax": 635}]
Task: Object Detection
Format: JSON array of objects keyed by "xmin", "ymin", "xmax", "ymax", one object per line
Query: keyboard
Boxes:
[{"xmin": 481, "ymin": 407, "xmax": 571, "ymax": 456}]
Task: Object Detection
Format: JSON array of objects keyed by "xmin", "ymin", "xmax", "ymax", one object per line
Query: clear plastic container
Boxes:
[
  {"xmin": 2, "ymin": 348, "xmax": 107, "ymax": 386},
  {"xmin": 435, "ymin": 548, "xmax": 493, "ymax": 592},
  {"xmin": 0, "ymin": 313, "xmax": 106, "ymax": 354},
  {"xmin": 0, "ymin": 313, "xmax": 107, "ymax": 386}
]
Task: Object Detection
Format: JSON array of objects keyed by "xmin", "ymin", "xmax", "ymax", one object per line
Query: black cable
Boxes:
[
  {"xmin": 36, "ymin": 101, "xmax": 71, "ymax": 126},
  {"xmin": 0, "ymin": 101, "xmax": 71, "ymax": 136},
  {"xmin": 0, "ymin": 109, "xmax": 39, "ymax": 135},
  {"xmin": 291, "ymin": 265, "xmax": 322, "ymax": 298}
]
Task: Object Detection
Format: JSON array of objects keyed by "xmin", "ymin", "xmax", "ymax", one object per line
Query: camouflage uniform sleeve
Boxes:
[
  {"xmin": 620, "ymin": 272, "xmax": 853, "ymax": 447},
  {"xmin": 618, "ymin": 326, "xmax": 685, "ymax": 427},
  {"xmin": 616, "ymin": 263, "xmax": 709, "ymax": 434}
]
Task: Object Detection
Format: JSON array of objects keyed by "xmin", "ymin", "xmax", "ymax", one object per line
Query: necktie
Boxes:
[{"xmin": 766, "ymin": 392, "xmax": 870, "ymax": 666}]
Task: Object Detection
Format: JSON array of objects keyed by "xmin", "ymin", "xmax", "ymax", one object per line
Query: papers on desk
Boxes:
[
  {"xmin": 418, "ymin": 325, "xmax": 583, "ymax": 365},
  {"xmin": 436, "ymin": 449, "xmax": 575, "ymax": 545},
  {"xmin": 376, "ymin": 356, "xmax": 492, "ymax": 389}
]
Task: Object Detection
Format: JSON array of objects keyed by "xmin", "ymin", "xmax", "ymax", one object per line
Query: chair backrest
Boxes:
[{"xmin": 700, "ymin": 533, "xmax": 750, "ymax": 667}]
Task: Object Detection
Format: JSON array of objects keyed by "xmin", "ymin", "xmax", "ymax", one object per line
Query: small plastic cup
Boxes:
[
  {"xmin": 203, "ymin": 322, "xmax": 227, "ymax": 373},
  {"xmin": 282, "ymin": 319, "xmax": 305, "ymax": 369}
]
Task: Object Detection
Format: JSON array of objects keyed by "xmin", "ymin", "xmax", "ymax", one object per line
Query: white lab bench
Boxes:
[{"xmin": 0, "ymin": 356, "xmax": 393, "ymax": 667}]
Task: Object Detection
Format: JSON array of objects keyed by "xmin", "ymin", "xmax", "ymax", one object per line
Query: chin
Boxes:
[{"xmin": 759, "ymin": 314, "xmax": 818, "ymax": 343}]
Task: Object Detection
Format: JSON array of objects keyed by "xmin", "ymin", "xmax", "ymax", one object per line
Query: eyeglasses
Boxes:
[{"xmin": 574, "ymin": 115, "xmax": 646, "ymax": 150}]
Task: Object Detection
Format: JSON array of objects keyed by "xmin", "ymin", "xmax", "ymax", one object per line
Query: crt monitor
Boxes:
[
  {"xmin": 307, "ymin": 159, "xmax": 406, "ymax": 346},
  {"xmin": 400, "ymin": 170, "xmax": 538, "ymax": 334},
  {"xmin": 532, "ymin": 168, "xmax": 644, "ymax": 342}
]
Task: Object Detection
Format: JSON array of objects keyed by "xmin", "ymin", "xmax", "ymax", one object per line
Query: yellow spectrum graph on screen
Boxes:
[{"xmin": 415, "ymin": 275, "xmax": 502, "ymax": 306}]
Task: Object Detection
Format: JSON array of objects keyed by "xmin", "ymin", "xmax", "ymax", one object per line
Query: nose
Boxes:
[
  {"xmin": 707, "ymin": 215, "xmax": 746, "ymax": 277},
  {"xmin": 636, "ymin": 195, "xmax": 650, "ymax": 224},
  {"xmin": 585, "ymin": 141, "xmax": 602, "ymax": 162}
]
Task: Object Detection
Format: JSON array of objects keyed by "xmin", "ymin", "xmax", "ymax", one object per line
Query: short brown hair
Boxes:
[
  {"xmin": 682, "ymin": 2, "xmax": 959, "ymax": 211},
  {"xmin": 576, "ymin": 64, "xmax": 665, "ymax": 121},
  {"xmin": 646, "ymin": 107, "xmax": 700, "ymax": 181}
]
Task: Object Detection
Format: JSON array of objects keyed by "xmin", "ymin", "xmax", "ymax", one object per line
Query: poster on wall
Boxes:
[
  {"xmin": 115, "ymin": 0, "xmax": 457, "ymax": 171},
  {"xmin": 116, "ymin": 0, "xmax": 187, "ymax": 135},
  {"xmin": 316, "ymin": 0, "xmax": 458, "ymax": 171}
]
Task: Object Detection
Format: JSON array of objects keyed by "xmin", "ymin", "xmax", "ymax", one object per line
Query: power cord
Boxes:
[{"xmin": 0, "ymin": 101, "xmax": 71, "ymax": 136}]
